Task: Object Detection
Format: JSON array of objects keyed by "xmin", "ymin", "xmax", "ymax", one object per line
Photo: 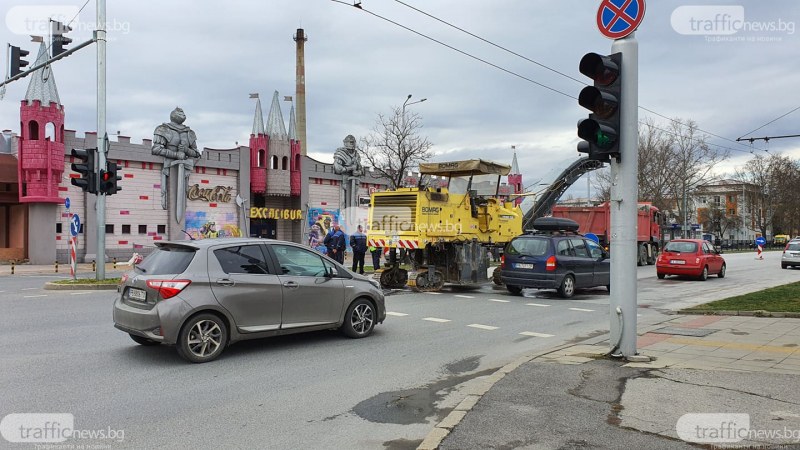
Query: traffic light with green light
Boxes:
[{"xmin": 577, "ymin": 52, "xmax": 622, "ymax": 162}]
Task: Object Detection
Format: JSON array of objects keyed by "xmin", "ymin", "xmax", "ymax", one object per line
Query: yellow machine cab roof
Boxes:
[{"xmin": 418, "ymin": 159, "xmax": 511, "ymax": 177}]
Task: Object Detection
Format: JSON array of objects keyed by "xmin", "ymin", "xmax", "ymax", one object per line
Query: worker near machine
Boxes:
[
  {"xmin": 350, "ymin": 225, "xmax": 368, "ymax": 274},
  {"xmin": 369, "ymin": 245, "xmax": 382, "ymax": 270}
]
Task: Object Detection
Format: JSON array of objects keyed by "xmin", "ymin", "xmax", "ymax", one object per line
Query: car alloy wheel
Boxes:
[
  {"xmin": 558, "ymin": 275, "xmax": 575, "ymax": 298},
  {"xmin": 699, "ymin": 266, "xmax": 708, "ymax": 281},
  {"xmin": 177, "ymin": 313, "xmax": 228, "ymax": 363},
  {"xmin": 506, "ymin": 285, "xmax": 522, "ymax": 295},
  {"xmin": 342, "ymin": 298, "xmax": 375, "ymax": 338},
  {"xmin": 718, "ymin": 264, "xmax": 726, "ymax": 278}
]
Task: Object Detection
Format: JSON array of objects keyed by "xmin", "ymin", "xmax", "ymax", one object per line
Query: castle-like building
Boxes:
[{"xmin": 0, "ymin": 40, "xmax": 523, "ymax": 264}]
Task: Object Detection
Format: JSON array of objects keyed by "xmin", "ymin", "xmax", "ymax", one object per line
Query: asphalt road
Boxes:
[{"xmin": 0, "ymin": 250, "xmax": 795, "ymax": 449}]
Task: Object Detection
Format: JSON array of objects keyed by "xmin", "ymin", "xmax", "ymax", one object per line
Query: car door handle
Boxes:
[
  {"xmin": 216, "ymin": 279, "xmax": 235, "ymax": 287},
  {"xmin": 283, "ymin": 281, "xmax": 299, "ymax": 289}
]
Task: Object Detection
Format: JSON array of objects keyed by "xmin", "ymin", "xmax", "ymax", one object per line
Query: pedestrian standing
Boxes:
[
  {"xmin": 350, "ymin": 225, "xmax": 368, "ymax": 274},
  {"xmin": 369, "ymin": 245, "xmax": 382, "ymax": 270},
  {"xmin": 332, "ymin": 225, "xmax": 346, "ymax": 264},
  {"xmin": 323, "ymin": 226, "xmax": 336, "ymax": 257}
]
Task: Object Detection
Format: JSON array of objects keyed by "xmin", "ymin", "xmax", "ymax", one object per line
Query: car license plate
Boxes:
[
  {"xmin": 669, "ymin": 260, "xmax": 686, "ymax": 265},
  {"xmin": 515, "ymin": 263, "xmax": 534, "ymax": 269},
  {"xmin": 128, "ymin": 288, "xmax": 146, "ymax": 301}
]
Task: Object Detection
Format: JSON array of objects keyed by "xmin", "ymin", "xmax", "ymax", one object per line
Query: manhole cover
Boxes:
[{"xmin": 650, "ymin": 327, "xmax": 717, "ymax": 337}]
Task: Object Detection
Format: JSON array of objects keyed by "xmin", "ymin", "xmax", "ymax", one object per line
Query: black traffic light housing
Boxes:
[
  {"xmin": 9, "ymin": 45, "xmax": 30, "ymax": 77},
  {"xmin": 577, "ymin": 52, "xmax": 622, "ymax": 162},
  {"xmin": 71, "ymin": 148, "xmax": 97, "ymax": 193},
  {"xmin": 51, "ymin": 20, "xmax": 73, "ymax": 57},
  {"xmin": 99, "ymin": 160, "xmax": 122, "ymax": 195}
]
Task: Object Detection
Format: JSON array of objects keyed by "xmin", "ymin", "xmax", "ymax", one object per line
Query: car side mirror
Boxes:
[{"xmin": 325, "ymin": 266, "xmax": 336, "ymax": 278}]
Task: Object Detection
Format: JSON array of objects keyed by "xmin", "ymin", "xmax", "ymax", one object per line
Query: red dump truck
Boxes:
[{"xmin": 550, "ymin": 202, "xmax": 662, "ymax": 266}]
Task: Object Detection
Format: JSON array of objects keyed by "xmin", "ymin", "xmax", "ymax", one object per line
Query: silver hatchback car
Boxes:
[
  {"xmin": 781, "ymin": 240, "xmax": 800, "ymax": 269},
  {"xmin": 113, "ymin": 238, "xmax": 386, "ymax": 363}
]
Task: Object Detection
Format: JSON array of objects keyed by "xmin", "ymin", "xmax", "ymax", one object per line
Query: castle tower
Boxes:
[
  {"xmin": 265, "ymin": 91, "xmax": 290, "ymax": 197},
  {"xmin": 293, "ymin": 28, "xmax": 308, "ymax": 156},
  {"xmin": 18, "ymin": 42, "xmax": 65, "ymax": 203},
  {"xmin": 508, "ymin": 149, "xmax": 523, "ymax": 206},
  {"xmin": 249, "ymin": 97, "xmax": 267, "ymax": 194},
  {"xmin": 288, "ymin": 104, "xmax": 301, "ymax": 196}
]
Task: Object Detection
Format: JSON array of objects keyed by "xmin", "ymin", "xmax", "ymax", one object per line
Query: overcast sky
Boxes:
[{"xmin": 2, "ymin": 0, "xmax": 799, "ymax": 199}]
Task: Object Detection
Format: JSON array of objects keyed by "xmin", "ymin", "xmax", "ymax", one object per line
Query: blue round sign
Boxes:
[
  {"xmin": 597, "ymin": 0, "xmax": 646, "ymax": 40},
  {"xmin": 755, "ymin": 236, "xmax": 766, "ymax": 246},
  {"xmin": 65, "ymin": 197, "xmax": 70, "ymax": 210},
  {"xmin": 70, "ymin": 214, "xmax": 81, "ymax": 237},
  {"xmin": 585, "ymin": 233, "xmax": 600, "ymax": 244}
]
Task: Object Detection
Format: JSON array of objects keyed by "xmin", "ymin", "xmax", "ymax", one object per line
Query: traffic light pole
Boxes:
[
  {"xmin": 609, "ymin": 34, "xmax": 639, "ymax": 358},
  {"xmin": 96, "ymin": 0, "xmax": 107, "ymax": 280}
]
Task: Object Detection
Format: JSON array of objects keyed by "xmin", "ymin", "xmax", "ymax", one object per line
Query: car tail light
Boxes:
[
  {"xmin": 545, "ymin": 255, "xmax": 557, "ymax": 271},
  {"xmin": 500, "ymin": 254, "xmax": 505, "ymax": 269},
  {"xmin": 695, "ymin": 258, "xmax": 700, "ymax": 264},
  {"xmin": 146, "ymin": 279, "xmax": 191, "ymax": 300}
]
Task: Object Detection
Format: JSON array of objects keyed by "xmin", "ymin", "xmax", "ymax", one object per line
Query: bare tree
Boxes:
[
  {"xmin": 697, "ymin": 203, "xmax": 739, "ymax": 239},
  {"xmin": 359, "ymin": 105, "xmax": 433, "ymax": 190},
  {"xmin": 736, "ymin": 153, "xmax": 798, "ymax": 238},
  {"xmin": 637, "ymin": 117, "xmax": 675, "ymax": 213}
]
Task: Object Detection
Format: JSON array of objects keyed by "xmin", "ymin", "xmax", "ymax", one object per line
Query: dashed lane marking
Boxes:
[
  {"xmin": 70, "ymin": 292, "xmax": 93, "ymax": 295},
  {"xmin": 526, "ymin": 303, "xmax": 551, "ymax": 307},
  {"xmin": 468, "ymin": 324, "xmax": 499, "ymax": 331},
  {"xmin": 488, "ymin": 299, "xmax": 510, "ymax": 303},
  {"xmin": 520, "ymin": 331, "xmax": 555, "ymax": 338},
  {"xmin": 23, "ymin": 295, "xmax": 47, "ymax": 298},
  {"xmin": 426, "ymin": 292, "xmax": 442, "ymax": 295},
  {"xmin": 422, "ymin": 317, "xmax": 451, "ymax": 323},
  {"xmin": 454, "ymin": 295, "xmax": 475, "ymax": 299},
  {"xmin": 569, "ymin": 307, "xmax": 595, "ymax": 312},
  {"xmin": 386, "ymin": 312, "xmax": 408, "ymax": 317},
  {"xmin": 21, "ymin": 288, "xmax": 38, "ymax": 291}
]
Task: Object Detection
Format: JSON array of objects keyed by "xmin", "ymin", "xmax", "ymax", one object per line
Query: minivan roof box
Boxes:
[{"xmin": 531, "ymin": 217, "xmax": 580, "ymax": 233}]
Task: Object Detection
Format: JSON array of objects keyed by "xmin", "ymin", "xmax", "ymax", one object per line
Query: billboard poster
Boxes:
[{"xmin": 185, "ymin": 211, "xmax": 242, "ymax": 239}]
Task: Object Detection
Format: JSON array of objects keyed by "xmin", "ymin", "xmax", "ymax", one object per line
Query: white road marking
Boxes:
[
  {"xmin": 21, "ymin": 288, "xmax": 38, "ymax": 291},
  {"xmin": 569, "ymin": 307, "xmax": 595, "ymax": 312},
  {"xmin": 520, "ymin": 331, "xmax": 555, "ymax": 338},
  {"xmin": 526, "ymin": 303, "xmax": 551, "ymax": 307},
  {"xmin": 0, "ymin": 291, "xmax": 5, "ymax": 293},
  {"xmin": 70, "ymin": 292, "xmax": 93, "ymax": 295},
  {"xmin": 422, "ymin": 317, "xmax": 451, "ymax": 323},
  {"xmin": 488, "ymin": 299, "xmax": 510, "ymax": 303},
  {"xmin": 23, "ymin": 295, "xmax": 47, "ymax": 298},
  {"xmin": 468, "ymin": 324, "xmax": 499, "ymax": 330},
  {"xmin": 455, "ymin": 295, "xmax": 475, "ymax": 299},
  {"xmin": 426, "ymin": 292, "xmax": 442, "ymax": 295},
  {"xmin": 386, "ymin": 312, "xmax": 408, "ymax": 317}
]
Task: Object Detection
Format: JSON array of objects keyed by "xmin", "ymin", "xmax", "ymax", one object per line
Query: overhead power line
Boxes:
[
  {"xmin": 333, "ymin": 0, "xmax": 764, "ymax": 155},
  {"xmin": 738, "ymin": 105, "xmax": 800, "ymax": 140}
]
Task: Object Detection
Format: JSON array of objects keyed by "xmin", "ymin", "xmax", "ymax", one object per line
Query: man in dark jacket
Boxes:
[
  {"xmin": 323, "ymin": 226, "xmax": 336, "ymax": 257},
  {"xmin": 349, "ymin": 225, "xmax": 368, "ymax": 274},
  {"xmin": 331, "ymin": 225, "xmax": 346, "ymax": 264}
]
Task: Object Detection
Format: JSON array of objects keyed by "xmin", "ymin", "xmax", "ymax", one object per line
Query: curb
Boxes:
[
  {"xmin": 416, "ymin": 315, "xmax": 681, "ymax": 450},
  {"xmin": 44, "ymin": 282, "xmax": 119, "ymax": 291},
  {"xmin": 678, "ymin": 309, "xmax": 800, "ymax": 319}
]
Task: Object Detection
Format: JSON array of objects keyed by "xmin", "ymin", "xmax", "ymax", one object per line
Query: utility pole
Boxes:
[{"xmin": 96, "ymin": 0, "xmax": 107, "ymax": 280}]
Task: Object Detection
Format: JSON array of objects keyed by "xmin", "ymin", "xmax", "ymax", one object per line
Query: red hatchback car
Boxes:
[{"xmin": 656, "ymin": 239, "xmax": 726, "ymax": 281}]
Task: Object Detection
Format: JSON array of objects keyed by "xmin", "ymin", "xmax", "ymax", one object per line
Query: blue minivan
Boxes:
[{"xmin": 501, "ymin": 218, "xmax": 610, "ymax": 298}]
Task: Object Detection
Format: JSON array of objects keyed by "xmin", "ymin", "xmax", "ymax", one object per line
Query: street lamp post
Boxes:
[{"xmin": 402, "ymin": 94, "xmax": 427, "ymax": 117}]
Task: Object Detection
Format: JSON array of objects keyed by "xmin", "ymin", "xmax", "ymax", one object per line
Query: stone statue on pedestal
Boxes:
[
  {"xmin": 333, "ymin": 134, "xmax": 364, "ymax": 229},
  {"xmin": 151, "ymin": 107, "xmax": 200, "ymax": 225}
]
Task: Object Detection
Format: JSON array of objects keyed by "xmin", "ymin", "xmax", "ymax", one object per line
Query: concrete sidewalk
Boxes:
[{"xmin": 422, "ymin": 315, "xmax": 800, "ymax": 449}]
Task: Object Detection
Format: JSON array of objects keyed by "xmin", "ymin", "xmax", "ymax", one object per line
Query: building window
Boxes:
[
  {"xmin": 713, "ymin": 195, "xmax": 721, "ymax": 206},
  {"xmin": 257, "ymin": 149, "xmax": 265, "ymax": 167},
  {"xmin": 122, "ymin": 225, "xmax": 131, "ymax": 234},
  {"xmin": 157, "ymin": 225, "xmax": 166, "ymax": 234},
  {"xmin": 282, "ymin": 156, "xmax": 288, "ymax": 170},
  {"xmin": 294, "ymin": 154, "xmax": 300, "ymax": 171},
  {"xmin": 106, "ymin": 224, "xmax": 114, "ymax": 234},
  {"xmin": 56, "ymin": 223, "xmax": 62, "ymax": 233},
  {"xmin": 729, "ymin": 209, "xmax": 735, "ymax": 215},
  {"xmin": 138, "ymin": 225, "xmax": 147, "ymax": 234},
  {"xmin": 270, "ymin": 155, "xmax": 278, "ymax": 169},
  {"xmin": 28, "ymin": 121, "xmax": 39, "ymax": 140}
]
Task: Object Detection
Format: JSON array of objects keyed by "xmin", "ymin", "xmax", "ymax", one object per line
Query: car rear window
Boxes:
[
  {"xmin": 136, "ymin": 245, "xmax": 196, "ymax": 275},
  {"xmin": 506, "ymin": 237, "xmax": 549, "ymax": 256},
  {"xmin": 664, "ymin": 241, "xmax": 698, "ymax": 253},
  {"xmin": 787, "ymin": 243, "xmax": 800, "ymax": 251}
]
